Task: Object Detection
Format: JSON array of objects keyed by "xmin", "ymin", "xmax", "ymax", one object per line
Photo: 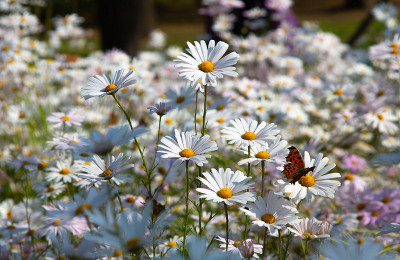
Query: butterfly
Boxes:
[{"xmin": 283, "ymin": 146, "xmax": 315, "ymax": 184}]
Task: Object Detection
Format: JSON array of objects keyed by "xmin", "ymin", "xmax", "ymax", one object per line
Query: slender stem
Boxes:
[
  {"xmin": 278, "ymin": 229, "xmax": 282, "ymax": 260},
  {"xmin": 283, "ymin": 233, "xmax": 292, "ymax": 260},
  {"xmin": 112, "ymin": 93, "xmax": 133, "ymax": 130},
  {"xmin": 201, "ymin": 84, "xmax": 208, "ymax": 136},
  {"xmin": 109, "ymin": 179, "xmax": 124, "ymax": 211},
  {"xmin": 198, "ymin": 166, "xmax": 202, "ymax": 234},
  {"xmin": 147, "ymin": 115, "xmax": 163, "ymax": 198},
  {"xmin": 244, "ymin": 145, "xmax": 251, "ymax": 240},
  {"xmin": 150, "ymin": 115, "xmax": 162, "ymax": 171},
  {"xmin": 261, "ymin": 160, "xmax": 265, "ymax": 198},
  {"xmin": 304, "ymin": 240, "xmax": 309, "ymax": 260},
  {"xmin": 112, "ymin": 94, "xmax": 150, "ymax": 176},
  {"xmin": 183, "ymin": 161, "xmax": 190, "ymax": 253},
  {"xmin": 194, "ymin": 90, "xmax": 199, "ymax": 135},
  {"xmin": 262, "ymin": 228, "xmax": 267, "ymax": 259},
  {"xmin": 224, "ymin": 203, "xmax": 229, "ymax": 252},
  {"xmin": 247, "ymin": 145, "xmax": 251, "ymax": 177}
]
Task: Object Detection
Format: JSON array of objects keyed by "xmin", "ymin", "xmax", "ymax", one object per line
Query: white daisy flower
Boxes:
[
  {"xmin": 47, "ymin": 111, "xmax": 83, "ymax": 128},
  {"xmin": 277, "ymin": 151, "xmax": 341, "ymax": 204},
  {"xmin": 81, "ymin": 68, "xmax": 137, "ymax": 100},
  {"xmin": 241, "ymin": 192, "xmax": 299, "ymax": 234},
  {"xmin": 79, "ymin": 153, "xmax": 133, "ymax": 186},
  {"xmin": 163, "ymin": 84, "xmax": 196, "ymax": 110},
  {"xmin": 158, "ymin": 129, "xmax": 218, "ymax": 167},
  {"xmin": 363, "ymin": 109, "xmax": 398, "ymax": 135},
  {"xmin": 221, "ymin": 118, "xmax": 280, "ymax": 148},
  {"xmin": 288, "ymin": 218, "xmax": 331, "ymax": 240},
  {"xmin": 196, "ymin": 168, "xmax": 256, "ymax": 206},
  {"xmin": 45, "ymin": 158, "xmax": 81, "ymax": 183},
  {"xmin": 238, "ymin": 136, "xmax": 288, "ymax": 166},
  {"xmin": 174, "ymin": 40, "xmax": 240, "ymax": 87}
]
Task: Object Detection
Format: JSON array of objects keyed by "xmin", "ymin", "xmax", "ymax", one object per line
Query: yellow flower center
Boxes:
[
  {"xmin": 26, "ymin": 229, "xmax": 36, "ymax": 236},
  {"xmin": 303, "ymin": 232, "xmax": 313, "ymax": 240},
  {"xmin": 345, "ymin": 173, "xmax": 354, "ymax": 181},
  {"xmin": 46, "ymin": 187, "xmax": 55, "ymax": 193},
  {"xmin": 2, "ymin": 45, "xmax": 9, "ymax": 51},
  {"xmin": 165, "ymin": 118, "xmax": 173, "ymax": 125},
  {"xmin": 216, "ymin": 104, "xmax": 224, "ymax": 111},
  {"xmin": 299, "ymin": 174, "xmax": 315, "ymax": 187},
  {"xmin": 216, "ymin": 118, "xmax": 225, "ymax": 123},
  {"xmin": 255, "ymin": 151, "xmax": 270, "ymax": 159},
  {"xmin": 60, "ymin": 168, "xmax": 70, "ymax": 175},
  {"xmin": 334, "ymin": 217, "xmax": 342, "ymax": 223},
  {"xmin": 261, "ymin": 213, "xmax": 275, "ymax": 224},
  {"xmin": 114, "ymin": 249, "xmax": 123, "ymax": 257},
  {"xmin": 382, "ymin": 197, "xmax": 391, "ymax": 203},
  {"xmin": 167, "ymin": 241, "xmax": 177, "ymax": 248},
  {"xmin": 158, "ymin": 167, "xmax": 167, "ymax": 175},
  {"xmin": 176, "ymin": 96, "xmax": 185, "ymax": 104},
  {"xmin": 75, "ymin": 203, "xmax": 92, "ymax": 215},
  {"xmin": 334, "ymin": 89, "xmax": 343, "ymax": 95},
  {"xmin": 19, "ymin": 112, "xmax": 25, "ymax": 118},
  {"xmin": 196, "ymin": 117, "xmax": 203, "ymax": 123},
  {"xmin": 357, "ymin": 203, "xmax": 366, "ymax": 211},
  {"xmin": 358, "ymin": 237, "xmax": 364, "ymax": 244},
  {"xmin": 38, "ymin": 161, "xmax": 48, "ymax": 170},
  {"xmin": 126, "ymin": 195, "xmax": 136, "ymax": 203},
  {"xmin": 377, "ymin": 90, "xmax": 385, "ymax": 96},
  {"xmin": 233, "ymin": 241, "xmax": 241, "ymax": 248},
  {"xmin": 392, "ymin": 48, "xmax": 399, "ymax": 54},
  {"xmin": 242, "ymin": 132, "xmax": 256, "ymax": 140},
  {"xmin": 104, "ymin": 84, "xmax": 117, "ymax": 92},
  {"xmin": 101, "ymin": 169, "xmax": 113, "ymax": 178},
  {"xmin": 61, "ymin": 116, "xmax": 70, "ymax": 121},
  {"xmin": 377, "ymin": 113, "xmax": 384, "ymax": 120},
  {"xmin": 53, "ymin": 219, "xmax": 62, "ymax": 226},
  {"xmin": 179, "ymin": 148, "xmax": 195, "ymax": 158},
  {"xmin": 217, "ymin": 188, "xmax": 233, "ymax": 199},
  {"xmin": 371, "ymin": 211, "xmax": 380, "ymax": 217},
  {"xmin": 7, "ymin": 225, "xmax": 16, "ymax": 230},
  {"xmin": 198, "ymin": 61, "xmax": 214, "ymax": 73},
  {"xmin": 126, "ymin": 237, "xmax": 140, "ymax": 248}
]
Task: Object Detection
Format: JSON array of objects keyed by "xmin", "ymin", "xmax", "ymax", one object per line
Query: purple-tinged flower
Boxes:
[
  {"xmin": 342, "ymin": 154, "xmax": 367, "ymax": 173},
  {"xmin": 47, "ymin": 111, "xmax": 83, "ymax": 128},
  {"xmin": 147, "ymin": 102, "xmax": 174, "ymax": 116}
]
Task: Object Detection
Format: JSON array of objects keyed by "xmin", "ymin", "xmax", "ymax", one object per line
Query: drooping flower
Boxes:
[{"xmin": 81, "ymin": 68, "xmax": 136, "ymax": 100}]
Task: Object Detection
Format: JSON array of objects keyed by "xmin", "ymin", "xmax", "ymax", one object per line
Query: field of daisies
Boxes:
[{"xmin": 1, "ymin": 0, "xmax": 400, "ymax": 259}]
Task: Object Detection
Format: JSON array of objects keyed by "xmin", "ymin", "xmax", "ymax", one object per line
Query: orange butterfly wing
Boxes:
[{"xmin": 283, "ymin": 146, "xmax": 315, "ymax": 184}]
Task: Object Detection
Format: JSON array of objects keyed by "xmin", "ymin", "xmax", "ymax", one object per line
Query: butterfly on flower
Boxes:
[{"xmin": 283, "ymin": 146, "xmax": 315, "ymax": 184}]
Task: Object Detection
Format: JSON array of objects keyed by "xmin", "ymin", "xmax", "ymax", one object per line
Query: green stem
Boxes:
[
  {"xmin": 224, "ymin": 203, "xmax": 229, "ymax": 252},
  {"xmin": 201, "ymin": 84, "xmax": 208, "ymax": 136},
  {"xmin": 147, "ymin": 115, "xmax": 163, "ymax": 198},
  {"xmin": 183, "ymin": 161, "xmax": 190, "ymax": 253},
  {"xmin": 194, "ymin": 90, "xmax": 199, "ymax": 135},
  {"xmin": 109, "ymin": 179, "xmax": 124, "ymax": 212},
  {"xmin": 112, "ymin": 93, "xmax": 150, "ymax": 177},
  {"xmin": 278, "ymin": 229, "xmax": 282, "ymax": 260},
  {"xmin": 261, "ymin": 160, "xmax": 265, "ymax": 198},
  {"xmin": 304, "ymin": 240, "xmax": 309, "ymax": 260},
  {"xmin": 283, "ymin": 233, "xmax": 292, "ymax": 260},
  {"xmin": 198, "ymin": 166, "xmax": 202, "ymax": 234},
  {"xmin": 262, "ymin": 228, "xmax": 267, "ymax": 259},
  {"xmin": 243, "ymin": 145, "xmax": 251, "ymax": 240}
]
